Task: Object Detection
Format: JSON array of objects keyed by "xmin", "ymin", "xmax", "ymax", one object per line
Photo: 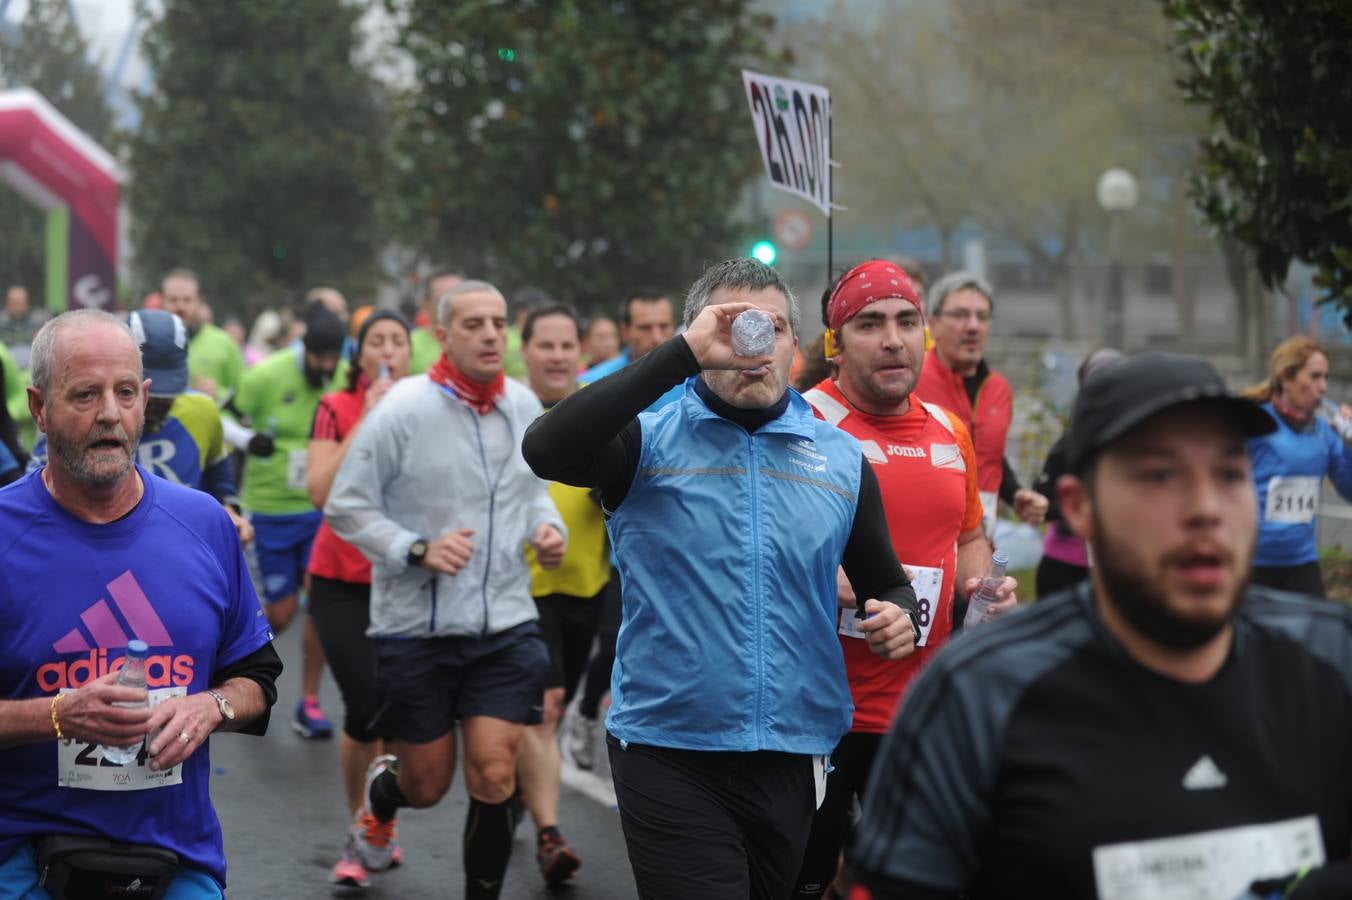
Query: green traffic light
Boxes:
[
  {"xmin": 497, "ymin": 48, "xmax": 517, "ymax": 62},
  {"xmin": 751, "ymin": 240, "xmax": 777, "ymax": 265}
]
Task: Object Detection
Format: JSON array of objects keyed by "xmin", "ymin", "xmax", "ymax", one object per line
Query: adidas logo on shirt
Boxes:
[
  {"xmin": 34, "ymin": 570, "xmax": 196, "ymax": 691},
  {"xmin": 1181, "ymin": 755, "xmax": 1228, "ymax": 790}
]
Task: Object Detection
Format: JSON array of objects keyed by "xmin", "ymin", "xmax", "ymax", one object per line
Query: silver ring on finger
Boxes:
[{"xmin": 178, "ymin": 731, "xmax": 190, "ymax": 744}]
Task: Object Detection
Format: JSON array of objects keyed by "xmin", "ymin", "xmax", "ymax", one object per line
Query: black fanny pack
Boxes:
[{"xmin": 35, "ymin": 835, "xmax": 179, "ymax": 900}]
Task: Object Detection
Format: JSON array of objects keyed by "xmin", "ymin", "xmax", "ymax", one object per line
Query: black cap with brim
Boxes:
[
  {"xmin": 303, "ymin": 310, "xmax": 347, "ymax": 356},
  {"xmin": 1065, "ymin": 351, "xmax": 1276, "ymax": 473}
]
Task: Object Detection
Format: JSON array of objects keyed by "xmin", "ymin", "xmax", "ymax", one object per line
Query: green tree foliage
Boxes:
[
  {"xmin": 0, "ymin": 0, "xmax": 113, "ymax": 305},
  {"xmin": 785, "ymin": 0, "xmax": 1206, "ymax": 339},
  {"xmin": 387, "ymin": 0, "xmax": 784, "ymax": 310},
  {"xmin": 128, "ymin": 0, "xmax": 387, "ymax": 316},
  {"xmin": 1163, "ymin": 0, "xmax": 1352, "ymax": 321}
]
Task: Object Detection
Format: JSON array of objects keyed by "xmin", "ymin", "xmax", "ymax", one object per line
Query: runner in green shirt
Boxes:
[
  {"xmin": 0, "ymin": 342, "xmax": 31, "ymax": 453},
  {"xmin": 227, "ymin": 309, "xmax": 346, "ymax": 740},
  {"xmin": 0, "ymin": 342, "xmax": 26, "ymax": 483},
  {"xmin": 162, "ymin": 268, "xmax": 244, "ymax": 402}
]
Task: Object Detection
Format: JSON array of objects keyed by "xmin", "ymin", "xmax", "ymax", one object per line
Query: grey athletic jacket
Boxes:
[{"xmin": 325, "ymin": 374, "xmax": 564, "ymax": 638}]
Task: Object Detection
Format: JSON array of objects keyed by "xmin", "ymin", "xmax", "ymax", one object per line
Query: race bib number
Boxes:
[
  {"xmin": 1265, "ymin": 476, "xmax": 1319, "ymax": 524},
  {"xmin": 840, "ymin": 564, "xmax": 944, "ymax": 647},
  {"xmin": 979, "ymin": 490, "xmax": 998, "ymax": 539},
  {"xmin": 286, "ymin": 449, "xmax": 308, "ymax": 491},
  {"xmin": 813, "ymin": 755, "xmax": 827, "ymax": 810},
  {"xmin": 1092, "ymin": 815, "xmax": 1325, "ymax": 900},
  {"xmin": 56, "ymin": 687, "xmax": 186, "ymax": 792}
]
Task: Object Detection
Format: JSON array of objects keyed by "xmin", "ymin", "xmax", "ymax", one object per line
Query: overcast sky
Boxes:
[
  {"xmin": 3, "ymin": 0, "xmax": 408, "ymax": 100},
  {"xmin": 4, "ymin": 0, "xmax": 150, "ymax": 89}
]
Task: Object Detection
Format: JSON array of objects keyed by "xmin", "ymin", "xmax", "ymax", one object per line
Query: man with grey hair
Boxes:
[
  {"xmin": 0, "ymin": 309, "xmax": 280, "ymax": 895},
  {"xmin": 523, "ymin": 257, "xmax": 919, "ymax": 900},
  {"xmin": 326, "ymin": 279, "xmax": 566, "ymax": 899},
  {"xmin": 917, "ymin": 271, "xmax": 1048, "ymax": 540}
]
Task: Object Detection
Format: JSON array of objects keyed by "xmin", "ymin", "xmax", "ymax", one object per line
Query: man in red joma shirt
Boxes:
[
  {"xmin": 794, "ymin": 260, "xmax": 1018, "ymax": 899},
  {"xmin": 914, "ymin": 272, "xmax": 1047, "ymax": 537}
]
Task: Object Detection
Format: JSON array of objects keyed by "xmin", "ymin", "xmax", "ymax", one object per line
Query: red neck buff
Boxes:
[
  {"xmin": 427, "ymin": 353, "xmax": 505, "ymax": 415},
  {"xmin": 1270, "ymin": 391, "xmax": 1312, "ymax": 426}
]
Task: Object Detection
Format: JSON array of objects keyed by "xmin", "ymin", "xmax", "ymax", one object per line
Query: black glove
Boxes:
[{"xmin": 247, "ymin": 433, "xmax": 276, "ymax": 458}]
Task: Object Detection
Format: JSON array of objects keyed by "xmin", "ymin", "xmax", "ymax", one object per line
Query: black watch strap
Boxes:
[{"xmin": 406, "ymin": 539, "xmax": 429, "ymax": 567}]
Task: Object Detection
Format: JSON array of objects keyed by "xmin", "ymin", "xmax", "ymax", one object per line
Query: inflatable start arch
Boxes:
[{"xmin": 0, "ymin": 87, "xmax": 122, "ymax": 311}]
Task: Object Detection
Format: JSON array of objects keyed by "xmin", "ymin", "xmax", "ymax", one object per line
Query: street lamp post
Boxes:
[{"xmin": 1096, "ymin": 168, "xmax": 1139, "ymax": 350}]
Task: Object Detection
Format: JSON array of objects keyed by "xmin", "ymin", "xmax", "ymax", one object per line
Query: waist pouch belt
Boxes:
[{"xmin": 36, "ymin": 834, "xmax": 179, "ymax": 900}]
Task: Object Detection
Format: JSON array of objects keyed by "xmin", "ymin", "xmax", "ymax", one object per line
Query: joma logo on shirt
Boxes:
[{"xmin": 860, "ymin": 440, "xmax": 927, "ymax": 465}]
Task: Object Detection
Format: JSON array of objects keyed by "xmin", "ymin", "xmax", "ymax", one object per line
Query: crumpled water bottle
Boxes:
[
  {"xmin": 731, "ymin": 309, "xmax": 776, "ymax": 357},
  {"xmin": 1320, "ymin": 398, "xmax": 1352, "ymax": 441}
]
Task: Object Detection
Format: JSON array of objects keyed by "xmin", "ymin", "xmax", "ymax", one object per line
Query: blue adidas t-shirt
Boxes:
[{"xmin": 0, "ymin": 466, "xmax": 272, "ymax": 888}]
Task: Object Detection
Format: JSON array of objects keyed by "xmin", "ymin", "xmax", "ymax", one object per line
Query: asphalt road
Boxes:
[{"xmin": 210, "ymin": 613, "xmax": 636, "ymax": 899}]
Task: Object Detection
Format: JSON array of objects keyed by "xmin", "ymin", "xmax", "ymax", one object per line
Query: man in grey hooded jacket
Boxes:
[{"xmin": 326, "ymin": 279, "xmax": 566, "ymax": 899}]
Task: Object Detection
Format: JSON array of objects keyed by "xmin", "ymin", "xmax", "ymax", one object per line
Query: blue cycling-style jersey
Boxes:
[{"xmin": 1248, "ymin": 403, "xmax": 1352, "ymax": 566}]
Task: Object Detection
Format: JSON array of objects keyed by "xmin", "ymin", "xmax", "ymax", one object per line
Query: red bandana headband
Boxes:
[
  {"xmin": 823, "ymin": 260, "xmax": 926, "ymax": 358},
  {"xmin": 826, "ymin": 260, "xmax": 923, "ymax": 330}
]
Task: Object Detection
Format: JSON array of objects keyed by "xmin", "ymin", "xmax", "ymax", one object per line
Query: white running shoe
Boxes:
[{"xmin": 568, "ymin": 714, "xmax": 597, "ymax": 770}]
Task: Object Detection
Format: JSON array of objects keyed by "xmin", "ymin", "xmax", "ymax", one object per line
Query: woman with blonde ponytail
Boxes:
[{"xmin": 1245, "ymin": 336, "xmax": 1352, "ymax": 596}]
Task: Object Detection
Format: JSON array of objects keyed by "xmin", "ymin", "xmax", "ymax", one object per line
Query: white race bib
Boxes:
[
  {"xmin": 979, "ymin": 490, "xmax": 999, "ymax": 539},
  {"xmin": 56, "ymin": 687, "xmax": 187, "ymax": 792},
  {"xmin": 1092, "ymin": 815, "xmax": 1325, "ymax": 900},
  {"xmin": 840, "ymin": 564, "xmax": 944, "ymax": 647},
  {"xmin": 286, "ymin": 449, "xmax": 308, "ymax": 491},
  {"xmin": 1265, "ymin": 476, "xmax": 1319, "ymax": 525}
]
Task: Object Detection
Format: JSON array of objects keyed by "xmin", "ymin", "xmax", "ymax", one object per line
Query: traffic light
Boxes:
[{"xmin": 750, "ymin": 240, "xmax": 777, "ymax": 265}]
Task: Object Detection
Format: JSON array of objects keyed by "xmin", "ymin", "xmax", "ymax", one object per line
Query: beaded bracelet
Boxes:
[{"xmin": 50, "ymin": 693, "xmax": 68, "ymax": 742}]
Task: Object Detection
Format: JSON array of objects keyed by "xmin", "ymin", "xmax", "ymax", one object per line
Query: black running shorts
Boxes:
[{"xmin": 368, "ymin": 621, "xmax": 548, "ymax": 744}]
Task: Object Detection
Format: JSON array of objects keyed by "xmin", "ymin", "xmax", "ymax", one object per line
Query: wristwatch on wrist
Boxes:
[
  {"xmin": 206, "ymin": 688, "xmax": 235, "ymax": 722},
  {"xmin": 407, "ymin": 539, "xmax": 429, "ymax": 568}
]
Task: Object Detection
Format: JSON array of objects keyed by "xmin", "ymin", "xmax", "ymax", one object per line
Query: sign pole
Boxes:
[{"xmin": 827, "ymin": 108, "xmax": 834, "ymax": 286}]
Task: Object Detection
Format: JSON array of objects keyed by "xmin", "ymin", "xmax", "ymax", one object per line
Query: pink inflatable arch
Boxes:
[{"xmin": 0, "ymin": 87, "xmax": 122, "ymax": 311}]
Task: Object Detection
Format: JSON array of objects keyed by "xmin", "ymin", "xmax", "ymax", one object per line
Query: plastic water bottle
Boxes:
[
  {"xmin": 731, "ymin": 309, "xmax": 776, "ymax": 357},
  {"xmin": 99, "ymin": 640, "xmax": 149, "ymax": 765},
  {"xmin": 963, "ymin": 551, "xmax": 1009, "ymax": 628},
  {"xmin": 1320, "ymin": 398, "xmax": 1352, "ymax": 441},
  {"xmin": 377, "ymin": 363, "xmax": 392, "ymax": 383}
]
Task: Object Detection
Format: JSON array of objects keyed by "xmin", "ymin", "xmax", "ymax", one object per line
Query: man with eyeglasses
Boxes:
[{"xmin": 916, "ymin": 272, "xmax": 1047, "ymax": 541}]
